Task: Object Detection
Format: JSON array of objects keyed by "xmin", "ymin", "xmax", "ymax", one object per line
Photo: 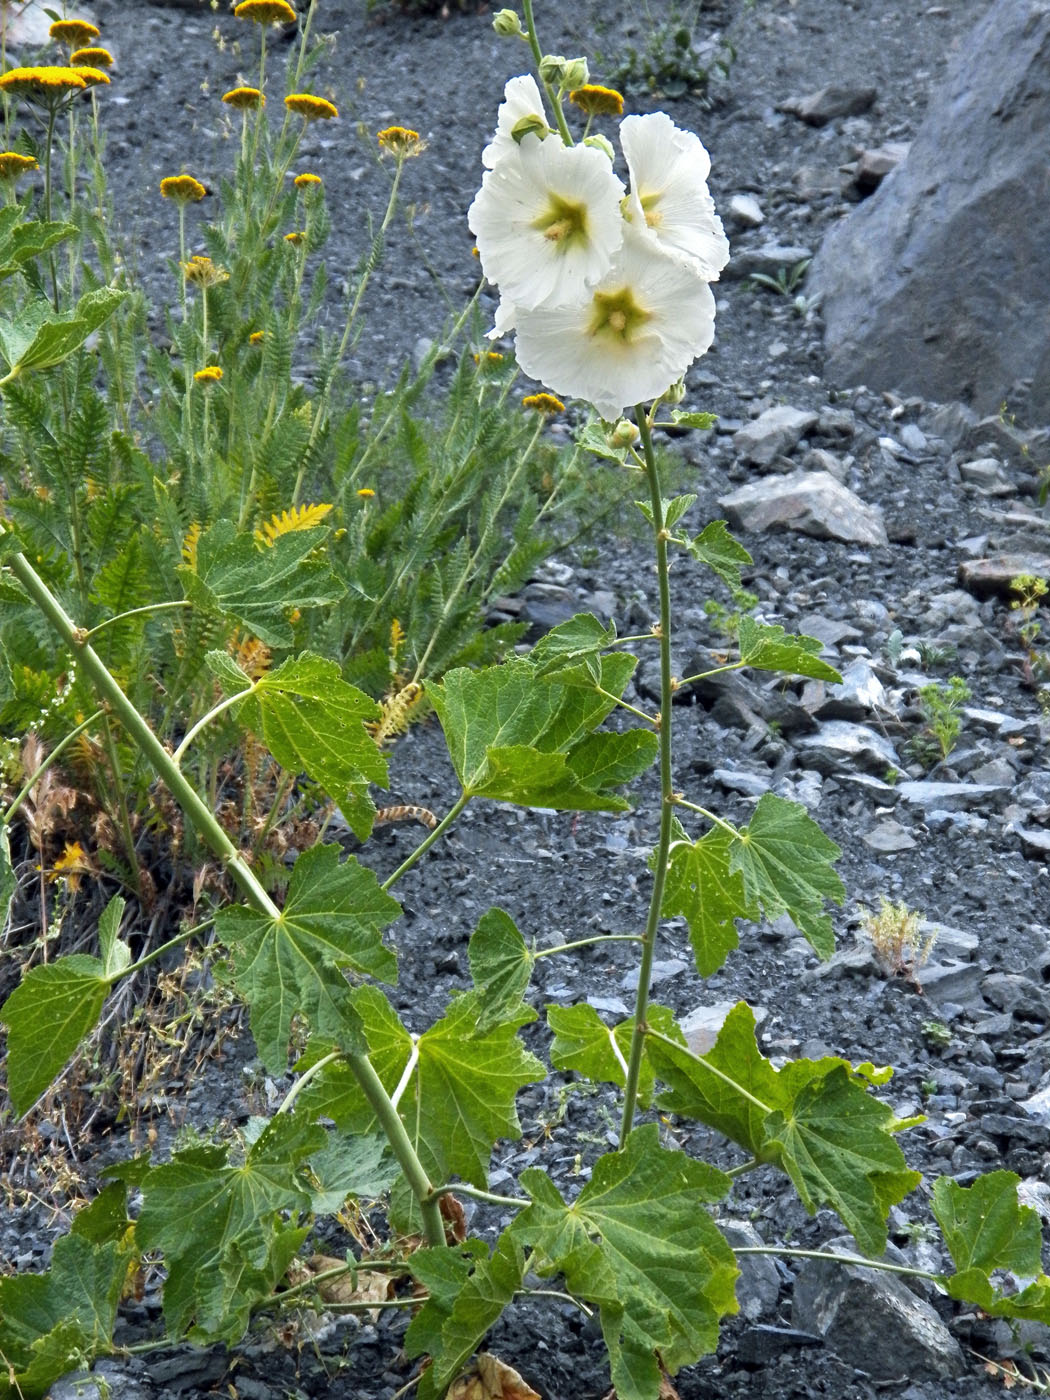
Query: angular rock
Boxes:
[
  {"xmin": 794, "ymin": 720, "xmax": 900, "ymax": 776},
  {"xmin": 782, "ymin": 83, "xmax": 877, "ymax": 127},
  {"xmin": 1017, "ymin": 826, "xmax": 1050, "ymax": 860},
  {"xmin": 922, "ymin": 920, "xmax": 980, "ymax": 961},
  {"xmin": 862, "ymin": 819, "xmax": 917, "ymax": 853},
  {"xmin": 792, "ymin": 1239, "xmax": 966, "ymax": 1379},
  {"xmin": 981, "ymin": 972, "xmax": 1050, "ymax": 1019},
  {"xmin": 733, "ymin": 406, "xmax": 819, "ymax": 467},
  {"xmin": 811, "ymin": 0, "xmax": 1050, "ymax": 421},
  {"xmin": 723, "ymin": 243, "xmax": 813, "ymax": 282},
  {"xmin": 719, "ymin": 471, "xmax": 888, "ymax": 546},
  {"xmin": 920, "ymin": 959, "xmax": 987, "ymax": 1007},
  {"xmin": 957, "ymin": 554, "xmax": 1050, "ymax": 601},
  {"xmin": 728, "ymin": 193, "xmax": 765, "ymax": 227},
  {"xmin": 737, "ymin": 1325, "xmax": 821, "ymax": 1365},
  {"xmin": 687, "ymin": 660, "xmax": 818, "ymax": 735},
  {"xmin": 849, "ymin": 141, "xmax": 911, "ymax": 195},
  {"xmin": 819, "ymin": 657, "xmax": 887, "ymax": 718}
]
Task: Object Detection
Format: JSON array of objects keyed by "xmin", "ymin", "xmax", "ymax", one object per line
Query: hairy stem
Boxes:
[{"xmin": 619, "ymin": 405, "xmax": 677, "ymax": 1146}]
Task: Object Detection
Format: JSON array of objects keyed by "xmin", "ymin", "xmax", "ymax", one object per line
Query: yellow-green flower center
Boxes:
[
  {"xmin": 532, "ymin": 192, "xmax": 589, "ymax": 250},
  {"xmin": 588, "ymin": 286, "xmax": 651, "ymax": 344},
  {"xmin": 639, "ymin": 190, "xmax": 663, "ymax": 229}
]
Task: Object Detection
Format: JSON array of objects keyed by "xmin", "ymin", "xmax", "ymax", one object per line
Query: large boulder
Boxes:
[{"xmin": 810, "ymin": 0, "xmax": 1050, "ymax": 421}]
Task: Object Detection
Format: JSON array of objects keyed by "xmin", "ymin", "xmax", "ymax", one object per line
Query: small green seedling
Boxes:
[{"xmin": 917, "ymin": 675, "xmax": 971, "ymax": 760}]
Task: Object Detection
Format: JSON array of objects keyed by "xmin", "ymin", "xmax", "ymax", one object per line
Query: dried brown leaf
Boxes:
[
  {"xmin": 286, "ymin": 1254, "xmax": 393, "ymax": 1319},
  {"xmin": 445, "ymin": 1352, "xmax": 541, "ymax": 1400},
  {"xmin": 440, "ymin": 1192, "xmax": 467, "ymax": 1243}
]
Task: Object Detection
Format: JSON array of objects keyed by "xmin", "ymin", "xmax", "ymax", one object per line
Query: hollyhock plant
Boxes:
[
  {"xmin": 468, "ymin": 132, "xmax": 625, "ymax": 311},
  {"xmin": 621, "ymin": 111, "xmax": 730, "ymax": 280},
  {"xmin": 511, "ymin": 223, "xmax": 716, "ymax": 421}
]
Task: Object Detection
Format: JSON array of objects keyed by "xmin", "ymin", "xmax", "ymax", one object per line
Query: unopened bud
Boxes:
[
  {"xmin": 609, "ymin": 419, "xmax": 639, "ymax": 448},
  {"xmin": 660, "ymin": 378, "xmax": 687, "ymax": 405},
  {"xmin": 492, "ymin": 8, "xmax": 524, "ymax": 37},
  {"xmin": 539, "ymin": 53, "xmax": 589, "ymax": 90},
  {"xmin": 583, "ymin": 132, "xmax": 615, "ymax": 163},
  {"xmin": 511, "ymin": 113, "xmax": 549, "ymax": 144}
]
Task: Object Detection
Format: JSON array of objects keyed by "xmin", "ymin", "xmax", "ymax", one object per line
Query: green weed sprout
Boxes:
[{"xmin": 918, "ymin": 674, "xmax": 971, "ymax": 759}]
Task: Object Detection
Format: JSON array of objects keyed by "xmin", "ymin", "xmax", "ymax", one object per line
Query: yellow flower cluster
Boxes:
[
  {"xmin": 377, "ymin": 125, "xmax": 424, "ymax": 158},
  {"xmin": 183, "ymin": 255, "xmax": 228, "ymax": 288},
  {"xmin": 284, "ymin": 92, "xmax": 338, "ymax": 122},
  {"xmin": 234, "ymin": 0, "xmax": 297, "ymax": 23},
  {"xmin": 293, "ymin": 171, "xmax": 322, "ymax": 188},
  {"xmin": 0, "ymin": 151, "xmax": 38, "ymax": 181},
  {"xmin": 222, "ymin": 85, "xmax": 265, "ymax": 110},
  {"xmin": 522, "ymin": 393, "xmax": 565, "ymax": 416},
  {"xmin": 69, "ymin": 46, "xmax": 114, "ymax": 68},
  {"xmin": 194, "ymin": 365, "xmax": 223, "ymax": 383},
  {"xmin": 160, "ymin": 174, "xmax": 207, "ymax": 203},
  {"xmin": 568, "ymin": 84, "xmax": 625, "ymax": 117},
  {"xmin": 0, "ymin": 66, "xmax": 87, "ymax": 100},
  {"xmin": 48, "ymin": 18, "xmax": 100, "ymax": 47},
  {"xmin": 72, "ymin": 66, "xmax": 110, "ymax": 88}
]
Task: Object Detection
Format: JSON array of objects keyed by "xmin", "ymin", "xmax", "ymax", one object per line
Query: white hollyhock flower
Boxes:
[
  {"xmin": 620, "ymin": 111, "xmax": 730, "ymax": 280},
  {"xmin": 468, "ymin": 134, "xmax": 625, "ymax": 311},
  {"xmin": 511, "ymin": 226, "xmax": 716, "ymax": 421},
  {"xmin": 482, "ymin": 73, "xmax": 549, "ymax": 169}
]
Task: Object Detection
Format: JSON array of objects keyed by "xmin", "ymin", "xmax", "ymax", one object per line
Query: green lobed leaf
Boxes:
[
  {"xmin": 407, "ymin": 1235, "xmax": 526, "ymax": 1400},
  {"xmin": 298, "ymin": 986, "xmax": 543, "ymax": 1191},
  {"xmin": 428, "ymin": 655, "xmax": 653, "ymax": 810},
  {"xmin": 403, "ymin": 1240, "xmax": 487, "ymax": 1371},
  {"xmin": 178, "ymin": 520, "xmax": 344, "ymax": 647},
  {"xmin": 69, "ymin": 1182, "xmax": 130, "ymax": 1247},
  {"xmin": 0, "ymin": 1234, "xmax": 128, "ymax": 1399},
  {"xmin": 240, "ymin": 652, "xmax": 388, "ymax": 797},
  {"xmin": 0, "ymin": 287, "xmax": 125, "ymax": 377},
  {"xmin": 0, "ymin": 209, "xmax": 76, "ymax": 282},
  {"xmin": 136, "ymin": 1113, "xmax": 324, "ymax": 1337},
  {"xmin": 650, "ymin": 1003, "xmax": 919, "ymax": 1256},
  {"xmin": 305, "ymin": 1130, "xmax": 398, "ymax": 1213},
  {"xmin": 576, "ymin": 421, "xmax": 628, "ymax": 463},
  {"xmin": 737, "ymin": 617, "xmax": 841, "ymax": 682},
  {"xmin": 660, "ymin": 818, "xmax": 758, "ymax": 976},
  {"xmin": 731, "ymin": 793, "xmax": 844, "ymax": 958},
  {"xmin": 217, "ymin": 843, "xmax": 399, "ymax": 1072},
  {"xmin": 634, "ymin": 493, "xmax": 696, "ymax": 530},
  {"xmin": 932, "ymin": 1172, "xmax": 1043, "ymax": 1279},
  {"xmin": 528, "ymin": 612, "xmax": 617, "ymax": 682},
  {"xmin": 467, "ymin": 907, "xmax": 535, "ymax": 1033},
  {"xmin": 98, "ymin": 895, "xmax": 129, "ymax": 980},
  {"xmin": 763, "ymin": 1064, "xmax": 921, "ymax": 1256},
  {"xmin": 510, "ymin": 1124, "xmax": 736, "ymax": 1400},
  {"xmin": 1, "ymin": 954, "xmax": 109, "ymax": 1114},
  {"xmin": 687, "ymin": 520, "xmax": 752, "ymax": 591},
  {"xmin": 547, "ymin": 1001, "xmax": 681, "ymax": 1109},
  {"xmin": 204, "ymin": 648, "xmax": 251, "ymax": 690}
]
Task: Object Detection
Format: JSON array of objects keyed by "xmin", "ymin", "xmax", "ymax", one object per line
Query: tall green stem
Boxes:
[
  {"xmin": 3, "ymin": 535, "xmax": 446, "ymax": 1249},
  {"xmin": 619, "ymin": 404, "xmax": 676, "ymax": 1147}
]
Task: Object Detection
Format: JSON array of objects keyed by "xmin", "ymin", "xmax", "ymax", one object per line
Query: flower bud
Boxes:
[
  {"xmin": 609, "ymin": 419, "xmax": 639, "ymax": 448},
  {"xmin": 539, "ymin": 53, "xmax": 589, "ymax": 90},
  {"xmin": 492, "ymin": 8, "xmax": 524, "ymax": 36},
  {"xmin": 660, "ymin": 378, "xmax": 687, "ymax": 405},
  {"xmin": 583, "ymin": 132, "xmax": 615, "ymax": 163},
  {"xmin": 511, "ymin": 113, "xmax": 549, "ymax": 144}
]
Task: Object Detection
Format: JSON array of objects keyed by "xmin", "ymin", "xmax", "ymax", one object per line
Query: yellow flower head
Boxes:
[
  {"xmin": 0, "ymin": 151, "xmax": 38, "ymax": 180},
  {"xmin": 234, "ymin": 0, "xmax": 297, "ymax": 22},
  {"xmin": 222, "ymin": 85, "xmax": 264, "ymax": 110},
  {"xmin": 283, "ymin": 230, "xmax": 306, "ymax": 246},
  {"xmin": 249, "ymin": 330, "xmax": 265, "ymax": 344},
  {"xmin": 377, "ymin": 125, "xmax": 424, "ymax": 158},
  {"xmin": 473, "ymin": 350, "xmax": 505, "ymax": 372},
  {"xmin": 48, "ymin": 18, "xmax": 100, "ymax": 46},
  {"xmin": 194, "ymin": 365, "xmax": 223, "ymax": 383},
  {"xmin": 160, "ymin": 174, "xmax": 207, "ymax": 203},
  {"xmin": 568, "ymin": 84, "xmax": 625, "ymax": 117},
  {"xmin": 0, "ymin": 66, "xmax": 87, "ymax": 104},
  {"xmin": 69, "ymin": 46, "xmax": 114, "ymax": 67},
  {"xmin": 522, "ymin": 393, "xmax": 565, "ymax": 416},
  {"xmin": 356, "ymin": 488, "xmax": 375, "ymax": 498},
  {"xmin": 293, "ymin": 171, "xmax": 322, "ymax": 188},
  {"xmin": 183, "ymin": 254, "xmax": 228, "ymax": 287},
  {"xmin": 284, "ymin": 92, "xmax": 338, "ymax": 122},
  {"xmin": 50, "ymin": 840, "xmax": 92, "ymax": 890},
  {"xmin": 71, "ymin": 65, "xmax": 111, "ymax": 87}
]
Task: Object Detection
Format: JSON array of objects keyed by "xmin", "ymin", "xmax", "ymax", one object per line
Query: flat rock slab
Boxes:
[
  {"xmin": 896, "ymin": 779, "xmax": 1013, "ymax": 812},
  {"xmin": 958, "ymin": 554, "xmax": 1050, "ymax": 600},
  {"xmin": 862, "ymin": 819, "xmax": 917, "ymax": 852},
  {"xmin": 782, "ymin": 82, "xmax": 877, "ymax": 127},
  {"xmin": 794, "ymin": 720, "xmax": 900, "ymax": 775},
  {"xmin": 722, "ymin": 242, "xmax": 813, "ymax": 281},
  {"xmin": 720, "ymin": 471, "xmax": 888, "ymax": 546}
]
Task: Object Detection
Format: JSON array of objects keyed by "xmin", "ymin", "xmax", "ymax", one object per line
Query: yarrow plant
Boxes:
[{"xmin": 1, "ymin": 3, "xmax": 1049, "ymax": 1399}]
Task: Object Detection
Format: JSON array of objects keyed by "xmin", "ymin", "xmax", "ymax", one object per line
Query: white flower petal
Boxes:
[
  {"xmin": 482, "ymin": 74, "xmax": 548, "ymax": 169},
  {"xmin": 513, "ymin": 227, "xmax": 716, "ymax": 421},
  {"xmin": 621, "ymin": 111, "xmax": 730, "ymax": 280},
  {"xmin": 468, "ymin": 135, "xmax": 625, "ymax": 310}
]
